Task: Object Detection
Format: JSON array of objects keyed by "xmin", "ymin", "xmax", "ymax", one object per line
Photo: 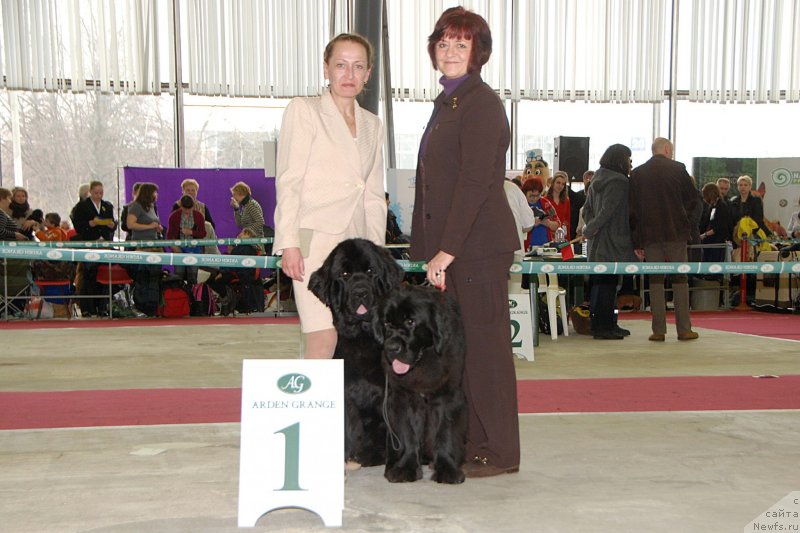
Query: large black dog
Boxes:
[
  {"xmin": 308, "ymin": 238, "xmax": 405, "ymax": 467},
  {"xmin": 374, "ymin": 285, "xmax": 467, "ymax": 484}
]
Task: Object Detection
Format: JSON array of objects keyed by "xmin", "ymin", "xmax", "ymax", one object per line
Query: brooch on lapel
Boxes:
[{"xmin": 451, "ymin": 97, "xmax": 458, "ymax": 110}]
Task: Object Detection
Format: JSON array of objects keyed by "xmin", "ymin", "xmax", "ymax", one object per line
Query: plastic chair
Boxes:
[
  {"xmin": 96, "ymin": 264, "xmax": 134, "ymax": 318},
  {"xmin": 537, "ymin": 273, "xmax": 569, "ymax": 341}
]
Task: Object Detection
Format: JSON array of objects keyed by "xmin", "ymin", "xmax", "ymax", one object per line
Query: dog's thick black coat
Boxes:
[
  {"xmin": 308, "ymin": 238, "xmax": 404, "ymax": 466},
  {"xmin": 375, "ymin": 285, "xmax": 467, "ymax": 484}
]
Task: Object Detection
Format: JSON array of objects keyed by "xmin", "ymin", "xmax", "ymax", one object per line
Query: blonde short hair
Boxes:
[
  {"xmin": 737, "ymin": 175, "xmax": 753, "ymax": 187},
  {"xmin": 230, "ymin": 181, "xmax": 251, "ymax": 197},
  {"xmin": 181, "ymin": 178, "xmax": 199, "ymax": 190}
]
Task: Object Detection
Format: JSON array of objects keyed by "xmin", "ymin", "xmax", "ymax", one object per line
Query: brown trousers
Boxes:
[
  {"xmin": 643, "ymin": 240, "xmax": 693, "ymax": 335},
  {"xmin": 446, "ymin": 252, "xmax": 520, "ymax": 468}
]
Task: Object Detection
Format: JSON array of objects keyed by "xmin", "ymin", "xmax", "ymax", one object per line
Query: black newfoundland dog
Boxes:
[
  {"xmin": 374, "ymin": 285, "xmax": 467, "ymax": 484},
  {"xmin": 308, "ymin": 238, "xmax": 405, "ymax": 467}
]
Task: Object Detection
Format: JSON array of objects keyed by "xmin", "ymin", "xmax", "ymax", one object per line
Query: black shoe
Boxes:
[
  {"xmin": 593, "ymin": 329, "xmax": 624, "ymax": 340},
  {"xmin": 613, "ymin": 326, "xmax": 631, "ymax": 336}
]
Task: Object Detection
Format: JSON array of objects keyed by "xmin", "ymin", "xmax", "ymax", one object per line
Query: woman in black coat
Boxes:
[
  {"xmin": 699, "ymin": 183, "xmax": 733, "ymax": 262},
  {"xmin": 582, "ymin": 144, "xmax": 636, "ymax": 340}
]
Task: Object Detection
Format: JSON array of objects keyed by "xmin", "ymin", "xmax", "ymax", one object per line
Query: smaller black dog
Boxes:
[
  {"xmin": 308, "ymin": 238, "xmax": 404, "ymax": 467},
  {"xmin": 375, "ymin": 285, "xmax": 467, "ymax": 484}
]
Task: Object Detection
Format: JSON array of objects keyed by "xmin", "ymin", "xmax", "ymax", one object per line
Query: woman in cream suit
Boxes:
[{"xmin": 274, "ymin": 33, "xmax": 387, "ymax": 358}]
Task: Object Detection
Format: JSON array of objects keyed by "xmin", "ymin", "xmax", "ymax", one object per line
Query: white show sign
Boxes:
[
  {"xmin": 509, "ymin": 295, "xmax": 535, "ymax": 361},
  {"xmin": 238, "ymin": 359, "xmax": 344, "ymax": 528}
]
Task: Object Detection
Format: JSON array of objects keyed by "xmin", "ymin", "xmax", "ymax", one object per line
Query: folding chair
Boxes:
[{"xmin": 1, "ymin": 258, "xmax": 32, "ymax": 320}]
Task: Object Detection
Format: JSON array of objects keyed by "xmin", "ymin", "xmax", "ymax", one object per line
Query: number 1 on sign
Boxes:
[{"xmin": 275, "ymin": 422, "xmax": 305, "ymax": 491}]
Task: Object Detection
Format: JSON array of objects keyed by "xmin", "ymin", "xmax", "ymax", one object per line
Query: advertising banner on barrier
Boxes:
[{"xmin": 1, "ymin": 244, "xmax": 798, "ymax": 275}]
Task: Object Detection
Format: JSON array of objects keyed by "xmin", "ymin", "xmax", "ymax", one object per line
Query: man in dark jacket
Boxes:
[
  {"xmin": 70, "ymin": 180, "xmax": 117, "ymax": 316},
  {"xmin": 629, "ymin": 138, "xmax": 700, "ymax": 342}
]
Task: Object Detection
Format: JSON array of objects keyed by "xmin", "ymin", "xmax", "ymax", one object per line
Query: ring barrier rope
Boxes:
[
  {"xmin": 7, "ymin": 237, "xmax": 273, "ymax": 249},
  {"xmin": 2, "ymin": 244, "xmax": 798, "ymax": 275}
]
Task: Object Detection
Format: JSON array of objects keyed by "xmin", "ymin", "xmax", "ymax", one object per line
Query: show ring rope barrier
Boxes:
[{"xmin": 2, "ymin": 243, "xmax": 799, "ymax": 276}]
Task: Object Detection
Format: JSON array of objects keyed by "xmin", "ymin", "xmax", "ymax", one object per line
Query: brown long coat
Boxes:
[{"xmin": 410, "ymin": 72, "xmax": 520, "ymax": 468}]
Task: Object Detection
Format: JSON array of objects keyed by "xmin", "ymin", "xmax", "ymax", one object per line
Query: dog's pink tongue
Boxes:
[
  {"xmin": 356, "ymin": 304, "xmax": 368, "ymax": 316},
  {"xmin": 392, "ymin": 359, "xmax": 411, "ymax": 375}
]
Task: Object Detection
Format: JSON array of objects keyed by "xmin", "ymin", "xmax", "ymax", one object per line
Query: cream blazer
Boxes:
[{"xmin": 273, "ymin": 91, "xmax": 387, "ymax": 253}]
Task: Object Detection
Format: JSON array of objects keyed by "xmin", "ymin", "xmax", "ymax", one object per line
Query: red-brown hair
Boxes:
[
  {"xmin": 521, "ymin": 178, "xmax": 544, "ymax": 194},
  {"xmin": 427, "ymin": 7, "xmax": 492, "ymax": 74}
]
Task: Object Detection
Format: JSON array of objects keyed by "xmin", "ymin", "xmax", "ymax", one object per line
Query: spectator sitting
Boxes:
[
  {"xmin": 171, "ymin": 178, "xmax": 215, "ymax": 229},
  {"xmin": 35, "ymin": 213, "xmax": 70, "ymax": 242},
  {"xmin": 33, "ymin": 213, "xmax": 76, "ymax": 282},
  {"xmin": 166, "ymin": 195, "xmax": 207, "ymax": 285},
  {"xmin": 60, "ymin": 220, "xmax": 77, "ymax": 240},
  {"xmin": 230, "ymin": 181, "xmax": 265, "ymax": 253},
  {"xmin": 10, "ymin": 186, "xmax": 39, "ymax": 235},
  {"xmin": 0, "ymin": 188, "xmax": 27, "ymax": 241}
]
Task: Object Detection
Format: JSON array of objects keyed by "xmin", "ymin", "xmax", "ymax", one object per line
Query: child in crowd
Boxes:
[
  {"xmin": 35, "ymin": 213, "xmax": 70, "ymax": 242},
  {"xmin": 60, "ymin": 220, "xmax": 77, "ymax": 240}
]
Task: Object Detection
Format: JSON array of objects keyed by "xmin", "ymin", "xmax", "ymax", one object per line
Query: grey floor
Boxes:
[{"xmin": 1, "ymin": 314, "xmax": 799, "ymax": 533}]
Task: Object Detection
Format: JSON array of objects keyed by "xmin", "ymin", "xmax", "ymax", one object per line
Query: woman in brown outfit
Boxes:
[{"xmin": 410, "ymin": 7, "xmax": 520, "ymax": 478}]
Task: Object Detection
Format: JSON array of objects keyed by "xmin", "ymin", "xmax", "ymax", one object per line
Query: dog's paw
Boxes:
[
  {"xmin": 431, "ymin": 464, "xmax": 465, "ymax": 484},
  {"xmin": 384, "ymin": 464, "xmax": 423, "ymax": 483}
]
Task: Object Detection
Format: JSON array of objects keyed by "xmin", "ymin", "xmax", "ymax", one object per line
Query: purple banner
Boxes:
[{"xmin": 122, "ymin": 167, "xmax": 276, "ymax": 241}]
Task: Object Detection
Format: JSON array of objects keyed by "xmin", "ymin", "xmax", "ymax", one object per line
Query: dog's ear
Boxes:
[
  {"xmin": 375, "ymin": 246, "xmax": 405, "ymax": 294},
  {"xmin": 308, "ymin": 259, "xmax": 332, "ymax": 305},
  {"xmin": 371, "ymin": 299, "xmax": 386, "ymax": 343}
]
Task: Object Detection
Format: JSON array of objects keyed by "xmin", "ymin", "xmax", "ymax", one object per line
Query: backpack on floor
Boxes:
[
  {"xmin": 190, "ymin": 283, "xmax": 217, "ymax": 316},
  {"xmin": 158, "ymin": 277, "xmax": 191, "ymax": 318}
]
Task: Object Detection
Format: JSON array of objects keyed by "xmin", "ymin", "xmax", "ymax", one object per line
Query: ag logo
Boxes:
[
  {"xmin": 508, "ymin": 299, "xmax": 518, "ymax": 309},
  {"xmin": 278, "ymin": 373, "xmax": 311, "ymax": 394}
]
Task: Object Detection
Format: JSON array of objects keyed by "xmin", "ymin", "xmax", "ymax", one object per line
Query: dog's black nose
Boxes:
[
  {"xmin": 384, "ymin": 338, "xmax": 402, "ymax": 354},
  {"xmin": 351, "ymin": 285, "xmax": 369, "ymax": 300}
]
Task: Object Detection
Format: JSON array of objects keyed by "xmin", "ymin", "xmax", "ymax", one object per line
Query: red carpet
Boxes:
[
  {"xmin": 2, "ymin": 375, "xmax": 798, "ymax": 430},
  {"xmin": 621, "ymin": 310, "xmax": 800, "ymax": 341}
]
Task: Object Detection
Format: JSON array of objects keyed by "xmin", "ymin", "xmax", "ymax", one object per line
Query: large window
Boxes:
[
  {"xmin": 515, "ymin": 101, "xmax": 658, "ymax": 172},
  {"xmin": 675, "ymin": 100, "xmax": 800, "ymax": 174},
  {"xmin": 182, "ymin": 95, "xmax": 289, "ymax": 169},
  {"xmin": 0, "ymin": 90, "xmax": 174, "ymax": 220}
]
